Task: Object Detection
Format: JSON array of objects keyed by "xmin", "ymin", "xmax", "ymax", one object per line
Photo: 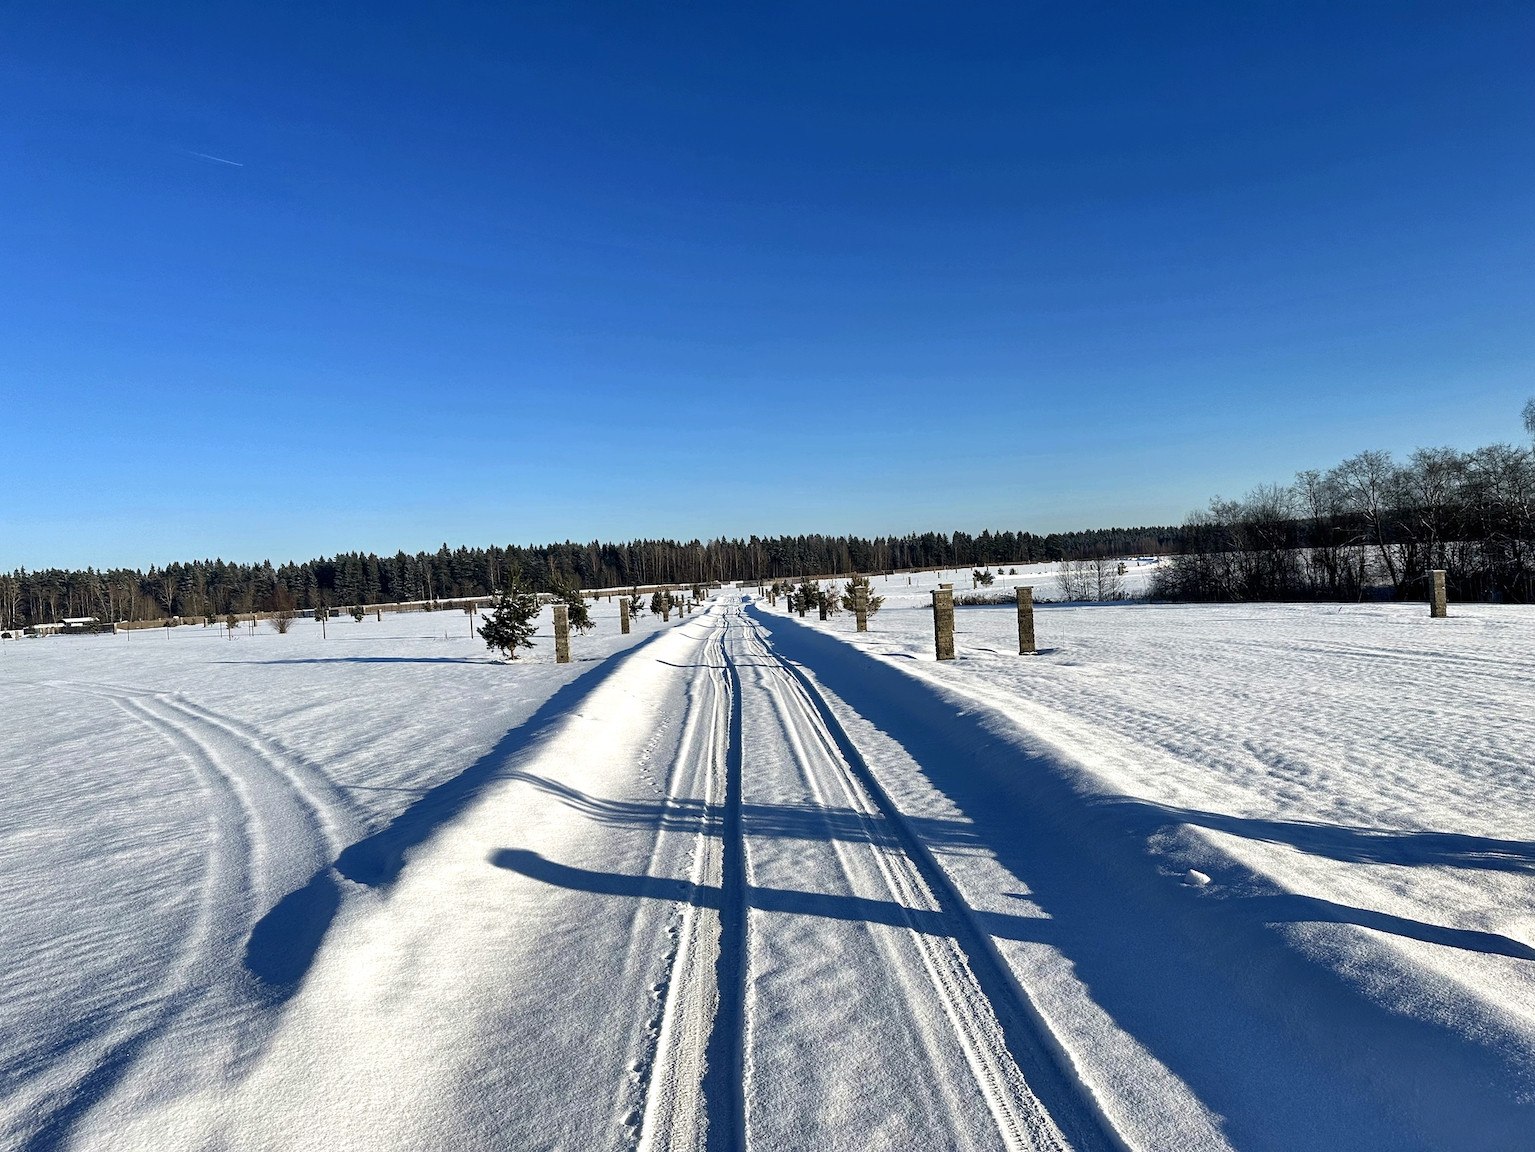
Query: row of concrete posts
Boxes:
[
  {"xmin": 553, "ymin": 592, "xmax": 697, "ymax": 663},
  {"xmin": 928, "ymin": 583, "xmax": 1037, "ymax": 661},
  {"xmin": 930, "ymin": 572, "xmax": 1449, "ymax": 662}
]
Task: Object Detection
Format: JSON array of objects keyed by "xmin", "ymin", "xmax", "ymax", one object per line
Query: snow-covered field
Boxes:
[
  {"xmin": 3, "ymin": 577, "xmax": 1533, "ymax": 1150},
  {"xmin": 761, "ymin": 569, "xmax": 1535, "ymax": 1149}
]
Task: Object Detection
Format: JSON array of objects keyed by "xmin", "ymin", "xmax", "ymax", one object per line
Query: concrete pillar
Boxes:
[
  {"xmin": 554, "ymin": 604, "xmax": 571, "ymax": 663},
  {"xmin": 1430, "ymin": 569, "xmax": 1447, "ymax": 618},
  {"xmin": 663, "ymin": 600, "xmax": 670, "ymax": 622},
  {"xmin": 818, "ymin": 592, "xmax": 828, "ymax": 621},
  {"xmin": 619, "ymin": 596, "xmax": 631, "ymax": 634},
  {"xmin": 854, "ymin": 586, "xmax": 868, "ymax": 632},
  {"xmin": 932, "ymin": 584, "xmax": 955, "ymax": 661},
  {"xmin": 1017, "ymin": 585, "xmax": 1036, "ymax": 654}
]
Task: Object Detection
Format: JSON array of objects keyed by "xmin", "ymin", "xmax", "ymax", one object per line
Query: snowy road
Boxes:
[{"xmin": 5, "ymin": 585, "xmax": 1535, "ymax": 1149}]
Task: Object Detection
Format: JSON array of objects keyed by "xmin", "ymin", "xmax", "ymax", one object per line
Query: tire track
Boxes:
[
  {"xmin": 633, "ymin": 608, "xmax": 734, "ymax": 1152},
  {"xmin": 733, "ymin": 611, "xmax": 1116, "ymax": 1152},
  {"xmin": 16, "ymin": 682, "xmax": 349, "ymax": 1150}
]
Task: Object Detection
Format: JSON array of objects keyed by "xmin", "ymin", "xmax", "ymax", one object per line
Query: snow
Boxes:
[
  {"xmin": 3, "ymin": 575, "xmax": 1534, "ymax": 1150},
  {"xmin": 756, "ymin": 568, "xmax": 1535, "ymax": 1148}
]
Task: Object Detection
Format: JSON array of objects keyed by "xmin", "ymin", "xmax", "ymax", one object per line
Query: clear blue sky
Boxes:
[{"xmin": 4, "ymin": 2, "xmax": 1532, "ymax": 570}]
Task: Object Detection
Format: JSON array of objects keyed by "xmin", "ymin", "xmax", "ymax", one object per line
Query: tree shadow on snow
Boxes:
[
  {"xmin": 500, "ymin": 766, "xmax": 986, "ymax": 854},
  {"xmin": 241, "ymin": 632, "xmax": 663, "ymax": 998},
  {"xmin": 1133, "ymin": 803, "xmax": 1535, "ymax": 874},
  {"xmin": 750, "ymin": 607, "xmax": 1535, "ymax": 1152},
  {"xmin": 220, "ymin": 655, "xmax": 499, "ymax": 666}
]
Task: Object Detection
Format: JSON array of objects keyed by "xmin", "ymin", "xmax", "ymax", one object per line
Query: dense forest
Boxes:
[
  {"xmin": 1152, "ymin": 438, "xmax": 1535, "ymax": 603},
  {"xmin": 1, "ymin": 525, "xmax": 1179, "ymax": 629}
]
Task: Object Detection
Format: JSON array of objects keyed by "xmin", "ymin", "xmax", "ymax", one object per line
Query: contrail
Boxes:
[{"xmin": 188, "ymin": 151, "xmax": 244, "ymax": 167}]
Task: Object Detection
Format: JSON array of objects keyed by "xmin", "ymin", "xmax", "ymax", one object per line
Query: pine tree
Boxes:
[
  {"xmin": 479, "ymin": 584, "xmax": 540, "ymax": 659},
  {"xmin": 840, "ymin": 574, "xmax": 884, "ymax": 615},
  {"xmin": 551, "ymin": 579, "xmax": 594, "ymax": 634}
]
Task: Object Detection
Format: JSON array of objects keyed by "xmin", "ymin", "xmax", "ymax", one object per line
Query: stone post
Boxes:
[
  {"xmin": 854, "ymin": 585, "xmax": 868, "ymax": 632},
  {"xmin": 619, "ymin": 596, "xmax": 631, "ymax": 634},
  {"xmin": 1430, "ymin": 569, "xmax": 1447, "ymax": 618},
  {"xmin": 1016, "ymin": 585, "xmax": 1036, "ymax": 654},
  {"xmin": 554, "ymin": 603, "xmax": 571, "ymax": 663},
  {"xmin": 818, "ymin": 590, "xmax": 828, "ymax": 620},
  {"xmin": 932, "ymin": 584, "xmax": 955, "ymax": 661}
]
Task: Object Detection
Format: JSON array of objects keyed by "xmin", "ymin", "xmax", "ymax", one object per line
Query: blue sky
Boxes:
[{"xmin": 3, "ymin": 2, "xmax": 1532, "ymax": 570}]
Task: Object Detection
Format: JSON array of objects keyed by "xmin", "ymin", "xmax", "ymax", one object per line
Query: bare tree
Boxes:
[
  {"xmin": 271, "ymin": 586, "xmax": 296, "ymax": 634},
  {"xmin": 1054, "ymin": 559, "xmax": 1092, "ymax": 601},
  {"xmin": 1329, "ymin": 450, "xmax": 1403, "ymax": 593},
  {"xmin": 1091, "ymin": 556, "xmax": 1124, "ymax": 601}
]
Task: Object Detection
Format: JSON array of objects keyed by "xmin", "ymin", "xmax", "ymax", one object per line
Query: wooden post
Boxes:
[
  {"xmin": 932, "ymin": 584, "xmax": 955, "ymax": 661},
  {"xmin": 554, "ymin": 603, "xmax": 571, "ymax": 663},
  {"xmin": 1430, "ymin": 569, "xmax": 1447, "ymax": 618},
  {"xmin": 854, "ymin": 585, "xmax": 868, "ymax": 632},
  {"xmin": 619, "ymin": 596, "xmax": 631, "ymax": 634},
  {"xmin": 1016, "ymin": 585, "xmax": 1036, "ymax": 654}
]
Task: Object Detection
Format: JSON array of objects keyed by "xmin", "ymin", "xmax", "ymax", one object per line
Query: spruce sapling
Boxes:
[
  {"xmin": 479, "ymin": 584, "xmax": 540, "ymax": 659},
  {"xmin": 551, "ymin": 579, "xmax": 594, "ymax": 634}
]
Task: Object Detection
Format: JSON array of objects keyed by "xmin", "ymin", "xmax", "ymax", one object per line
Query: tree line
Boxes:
[
  {"xmin": 1152, "ymin": 425, "xmax": 1535, "ymax": 603},
  {"xmin": 0, "ymin": 524, "xmax": 1179, "ymax": 630}
]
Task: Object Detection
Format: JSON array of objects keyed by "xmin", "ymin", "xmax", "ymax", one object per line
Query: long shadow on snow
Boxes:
[
  {"xmin": 500, "ymin": 767, "xmax": 987, "ymax": 853},
  {"xmin": 491, "ymin": 780, "xmax": 1535, "ymax": 965},
  {"xmin": 243, "ymin": 635, "xmax": 661, "ymax": 993},
  {"xmin": 1147, "ymin": 805, "xmax": 1535, "ymax": 874},
  {"xmin": 224, "ymin": 655, "xmax": 558, "ymax": 666},
  {"xmin": 753, "ymin": 607, "xmax": 1535, "ymax": 1152}
]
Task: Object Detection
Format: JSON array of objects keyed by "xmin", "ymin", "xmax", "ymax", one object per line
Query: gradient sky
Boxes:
[{"xmin": 4, "ymin": 2, "xmax": 1533, "ymax": 570}]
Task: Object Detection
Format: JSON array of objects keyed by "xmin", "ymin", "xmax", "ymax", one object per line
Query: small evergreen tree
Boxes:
[
  {"xmin": 795, "ymin": 580, "xmax": 820, "ymax": 614},
  {"xmin": 350, "ymin": 603, "xmax": 366, "ymax": 622},
  {"xmin": 551, "ymin": 579, "xmax": 594, "ymax": 634},
  {"xmin": 479, "ymin": 584, "xmax": 539, "ymax": 659},
  {"xmin": 840, "ymin": 575, "xmax": 885, "ymax": 616},
  {"xmin": 973, "ymin": 568, "xmax": 995, "ymax": 587}
]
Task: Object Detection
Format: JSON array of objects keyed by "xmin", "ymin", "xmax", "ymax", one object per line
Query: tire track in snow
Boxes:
[
  {"xmin": 630, "ymin": 607, "xmax": 736, "ymax": 1152},
  {"xmin": 16, "ymin": 682, "xmax": 349, "ymax": 1150},
  {"xmin": 733, "ymin": 613, "xmax": 1115, "ymax": 1152}
]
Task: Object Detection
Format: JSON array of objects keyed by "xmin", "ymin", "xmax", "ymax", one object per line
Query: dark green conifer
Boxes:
[{"xmin": 479, "ymin": 583, "xmax": 540, "ymax": 659}]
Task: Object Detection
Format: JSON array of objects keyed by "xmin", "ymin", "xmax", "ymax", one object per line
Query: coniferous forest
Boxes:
[{"xmin": 1, "ymin": 525, "xmax": 1178, "ymax": 630}]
